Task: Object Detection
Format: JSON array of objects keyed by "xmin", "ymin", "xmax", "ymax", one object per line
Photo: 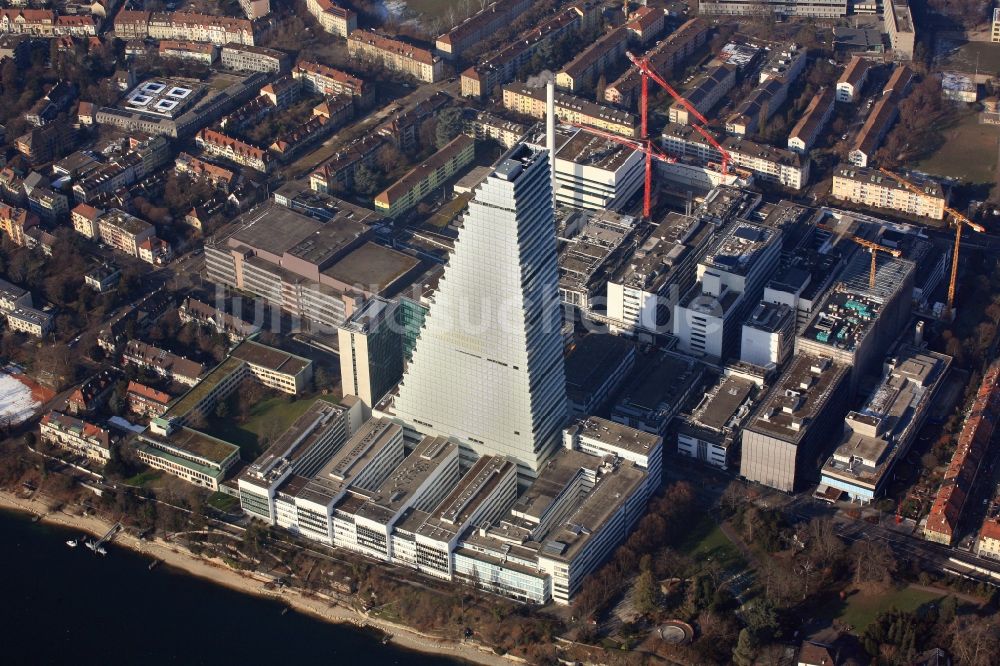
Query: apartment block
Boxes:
[
  {"xmin": 849, "ymin": 94, "xmax": 900, "ymax": 168},
  {"xmin": 504, "ymin": 83, "xmax": 638, "ymax": 138},
  {"xmin": 836, "ymin": 56, "xmax": 870, "ymax": 103},
  {"xmin": 126, "ymin": 381, "xmax": 173, "ymax": 417},
  {"xmin": 625, "ymin": 6, "xmax": 665, "ymax": 45},
  {"xmin": 220, "ymin": 43, "xmax": 290, "ymax": 73},
  {"xmin": 123, "ymin": 340, "xmax": 205, "ymax": 387},
  {"xmin": 555, "ymin": 26, "xmax": 627, "ymax": 93},
  {"xmin": 305, "ymin": 0, "xmax": 356, "ymax": 38},
  {"xmin": 669, "ymin": 64, "xmax": 736, "ymax": 125},
  {"xmin": 435, "ymin": 0, "xmax": 533, "ymax": 59},
  {"xmin": 788, "ymin": 88, "xmax": 835, "ymax": 153},
  {"xmin": 832, "ymin": 165, "xmax": 946, "ymax": 220},
  {"xmin": 374, "ymin": 134, "xmax": 475, "ymax": 217},
  {"xmin": 196, "ymin": 128, "xmax": 271, "ymax": 173},
  {"xmin": 698, "ymin": 0, "xmax": 847, "ymax": 17},
  {"xmin": 348, "ymin": 30, "xmax": 443, "ymax": 83},
  {"xmin": 885, "ymin": 0, "xmax": 915, "ymax": 61},
  {"xmin": 159, "ymin": 40, "xmax": 217, "ymax": 64},
  {"xmin": 293, "ymin": 60, "xmax": 368, "ymax": 104},
  {"xmin": 0, "ymin": 203, "xmax": 39, "ymax": 247},
  {"xmin": 114, "ymin": 11, "xmax": 261, "ymax": 46},
  {"xmin": 40, "ymin": 411, "xmax": 111, "ymax": 462}
]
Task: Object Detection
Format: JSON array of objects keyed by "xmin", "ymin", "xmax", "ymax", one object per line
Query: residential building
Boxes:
[
  {"xmin": 662, "ymin": 122, "xmax": 811, "ymax": 190},
  {"xmin": 0, "ymin": 203, "xmax": 39, "ymax": 247},
  {"xmin": 605, "ymin": 18, "xmax": 709, "ymax": 109},
  {"xmin": 434, "ymin": 0, "xmax": 533, "ymax": 59},
  {"xmin": 84, "ymin": 263, "xmax": 121, "ymax": 293},
  {"xmin": 114, "ymin": 11, "xmax": 262, "ymax": 46},
  {"xmin": 374, "ymin": 135, "xmax": 476, "ymax": 217},
  {"xmin": 348, "ymin": 30, "xmax": 443, "ymax": 83},
  {"xmin": 885, "ymin": 0, "xmax": 915, "ymax": 61},
  {"xmin": 788, "ymin": 88, "xmax": 835, "ymax": 153},
  {"xmin": 503, "ymin": 83, "xmax": 638, "ymax": 138},
  {"xmin": 15, "ymin": 122, "xmax": 75, "ymax": 164},
  {"xmin": 669, "ymin": 65, "xmax": 736, "ymax": 125},
  {"xmin": 924, "ymin": 363, "xmax": 1000, "ymax": 545},
  {"xmin": 389, "ymin": 145, "xmax": 569, "ymax": 477},
  {"xmin": 0, "ymin": 278, "xmax": 31, "ymax": 312},
  {"xmin": 65, "ymin": 369, "xmax": 118, "ymax": 416},
  {"xmin": 220, "ymin": 43, "xmax": 290, "ymax": 73},
  {"xmin": 849, "ymin": 93, "xmax": 900, "ymax": 168},
  {"xmin": 836, "ymin": 56, "xmax": 869, "ymax": 103},
  {"xmin": 742, "ymin": 355, "xmax": 850, "ymax": 492},
  {"xmin": 6, "ymin": 305, "xmax": 53, "ymax": 336},
  {"xmin": 338, "ymin": 296, "xmax": 404, "ymax": 417},
  {"xmin": 94, "ymin": 209, "xmax": 159, "ymax": 260},
  {"xmin": 677, "ymin": 374, "xmax": 757, "ymax": 468},
  {"xmin": 459, "ymin": 4, "xmax": 589, "ymax": 99},
  {"xmin": 122, "ymin": 340, "xmax": 205, "ymax": 386},
  {"xmin": 126, "ymin": 381, "xmax": 173, "ymax": 417},
  {"xmin": 994, "ymin": 8, "xmax": 1000, "ymax": 43},
  {"xmin": 135, "ymin": 427, "xmax": 240, "ymax": 490},
  {"xmin": 821, "ymin": 347, "xmax": 950, "ymax": 503},
  {"xmin": 71, "ymin": 203, "xmax": 102, "ymax": 238},
  {"xmin": 240, "ymin": 0, "xmax": 270, "ymax": 20},
  {"xmin": 978, "ymin": 520, "xmax": 1000, "ymax": 560},
  {"xmin": 159, "ymin": 39, "xmax": 217, "ymax": 64},
  {"xmin": 178, "ymin": 296, "xmax": 261, "ymax": 342},
  {"xmin": 832, "ymin": 165, "xmax": 946, "ymax": 220},
  {"xmin": 625, "ymin": 6, "xmax": 665, "ymax": 45},
  {"xmin": 555, "ymin": 26, "xmax": 627, "ymax": 93},
  {"xmin": 468, "ymin": 112, "xmax": 528, "ymax": 149},
  {"xmin": 39, "ymin": 411, "xmax": 111, "ymax": 462},
  {"xmin": 196, "ymin": 128, "xmax": 271, "ymax": 173},
  {"xmin": 697, "ymin": 0, "xmax": 847, "ymax": 17},
  {"xmin": 293, "ymin": 60, "xmax": 368, "ymax": 103},
  {"xmin": 304, "ymin": 0, "xmax": 356, "ymax": 38},
  {"xmin": 174, "ymin": 153, "xmax": 237, "ymax": 191}
]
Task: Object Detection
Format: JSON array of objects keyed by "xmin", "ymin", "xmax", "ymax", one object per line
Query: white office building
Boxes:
[
  {"xmin": 741, "ymin": 301, "xmax": 795, "ymax": 368},
  {"xmin": 391, "ymin": 144, "xmax": 569, "ymax": 476}
]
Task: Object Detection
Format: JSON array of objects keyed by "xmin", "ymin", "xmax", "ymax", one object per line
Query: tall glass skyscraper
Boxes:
[{"xmin": 391, "ymin": 144, "xmax": 568, "ymax": 475}]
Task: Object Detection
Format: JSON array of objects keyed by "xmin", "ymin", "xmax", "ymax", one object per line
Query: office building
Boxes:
[
  {"xmin": 885, "ymin": 0, "xmax": 915, "ymax": 61},
  {"xmin": 742, "ymin": 355, "xmax": 849, "ymax": 492},
  {"xmin": 677, "ymin": 374, "xmax": 757, "ymax": 468},
  {"xmin": 238, "ymin": 398, "xmax": 362, "ymax": 523},
  {"xmin": 564, "ymin": 334, "xmax": 636, "ymax": 417},
  {"xmin": 338, "ymin": 296, "xmax": 404, "ymax": 416},
  {"xmin": 611, "ymin": 351, "xmax": 704, "ymax": 436},
  {"xmin": 220, "ymin": 43, "xmax": 290, "ymax": 73},
  {"xmin": 529, "ymin": 126, "xmax": 644, "ymax": 211},
  {"xmin": 391, "ymin": 145, "xmax": 569, "ymax": 475},
  {"xmin": 674, "ymin": 221, "xmax": 782, "ymax": 360},
  {"xmin": 557, "ymin": 208, "xmax": 639, "ymax": 313},
  {"xmin": 135, "ymin": 427, "xmax": 241, "ymax": 491},
  {"xmin": 741, "ymin": 301, "xmax": 795, "ymax": 368},
  {"xmin": 821, "ymin": 347, "xmax": 949, "ymax": 503}
]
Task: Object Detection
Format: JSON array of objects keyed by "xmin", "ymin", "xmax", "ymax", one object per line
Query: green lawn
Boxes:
[
  {"xmin": 203, "ymin": 394, "xmax": 338, "ymax": 459},
  {"xmin": 914, "ymin": 112, "xmax": 1000, "ymax": 186},
  {"xmin": 675, "ymin": 515, "xmax": 745, "ymax": 572},
  {"xmin": 815, "ymin": 586, "xmax": 944, "ymax": 633},
  {"xmin": 125, "ymin": 470, "xmax": 163, "ymax": 487},
  {"xmin": 208, "ymin": 492, "xmax": 240, "ymax": 512}
]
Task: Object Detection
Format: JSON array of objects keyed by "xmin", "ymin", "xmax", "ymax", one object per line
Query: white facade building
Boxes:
[
  {"xmin": 741, "ymin": 301, "xmax": 795, "ymax": 368},
  {"xmin": 391, "ymin": 145, "xmax": 569, "ymax": 476}
]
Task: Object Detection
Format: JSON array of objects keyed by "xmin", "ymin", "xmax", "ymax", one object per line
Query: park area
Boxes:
[
  {"xmin": 915, "ymin": 111, "xmax": 1000, "ymax": 188},
  {"xmin": 809, "ymin": 585, "xmax": 946, "ymax": 634},
  {"xmin": 203, "ymin": 393, "xmax": 341, "ymax": 459}
]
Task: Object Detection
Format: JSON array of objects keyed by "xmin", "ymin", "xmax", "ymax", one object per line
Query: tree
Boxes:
[
  {"xmin": 743, "ymin": 597, "xmax": 779, "ymax": 641},
  {"xmin": 633, "ymin": 568, "xmax": 657, "ymax": 615},
  {"xmin": 950, "ymin": 615, "xmax": 1000, "ymax": 666},
  {"xmin": 852, "ymin": 537, "xmax": 897, "ymax": 588},
  {"xmin": 353, "ymin": 165, "xmax": 380, "ymax": 197},
  {"xmin": 732, "ymin": 628, "xmax": 758, "ymax": 666},
  {"xmin": 434, "ymin": 107, "xmax": 465, "ymax": 149}
]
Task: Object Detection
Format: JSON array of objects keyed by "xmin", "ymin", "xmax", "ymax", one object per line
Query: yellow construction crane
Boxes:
[
  {"xmin": 878, "ymin": 167, "xmax": 986, "ymax": 317},
  {"xmin": 849, "ymin": 236, "xmax": 902, "ymax": 289}
]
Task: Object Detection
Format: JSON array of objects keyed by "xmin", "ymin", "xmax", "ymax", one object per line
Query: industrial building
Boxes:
[
  {"xmin": 611, "ymin": 351, "xmax": 704, "ymax": 436},
  {"xmin": 821, "ymin": 347, "xmax": 950, "ymax": 503},
  {"xmin": 741, "ymin": 301, "xmax": 796, "ymax": 368},
  {"xmin": 557, "ymin": 208, "xmax": 639, "ymax": 313},
  {"xmin": 564, "ymin": 334, "xmax": 636, "ymax": 417},
  {"xmin": 677, "ymin": 374, "xmax": 757, "ymax": 469},
  {"xmin": 742, "ymin": 355, "xmax": 850, "ymax": 492}
]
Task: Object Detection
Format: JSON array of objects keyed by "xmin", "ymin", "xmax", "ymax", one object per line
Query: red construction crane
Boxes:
[{"xmin": 626, "ymin": 50, "xmax": 732, "ymax": 176}]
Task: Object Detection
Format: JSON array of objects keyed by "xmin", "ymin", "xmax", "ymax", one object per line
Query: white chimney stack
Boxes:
[{"xmin": 546, "ymin": 80, "xmax": 556, "ymax": 210}]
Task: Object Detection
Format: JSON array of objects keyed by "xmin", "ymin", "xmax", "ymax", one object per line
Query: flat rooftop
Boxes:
[
  {"xmin": 284, "ymin": 219, "xmax": 370, "ymax": 268},
  {"xmin": 748, "ymin": 355, "xmax": 848, "ymax": 444},
  {"xmin": 565, "ymin": 334, "xmax": 634, "ymax": 397},
  {"xmin": 225, "ymin": 201, "xmax": 323, "ymax": 255},
  {"xmin": 143, "ymin": 426, "xmax": 238, "ymax": 465},
  {"xmin": 551, "ymin": 126, "xmax": 637, "ymax": 172},
  {"xmin": 745, "ymin": 301, "xmax": 793, "ymax": 333},
  {"xmin": 321, "ymin": 242, "xmax": 421, "ymax": 294},
  {"xmin": 572, "ymin": 416, "xmax": 661, "ymax": 456},
  {"xmin": 513, "ymin": 448, "xmax": 602, "ymax": 524},
  {"xmin": 298, "ymin": 418, "xmax": 401, "ymax": 507},
  {"xmin": 417, "ymin": 455, "xmax": 515, "ymax": 543},
  {"xmin": 616, "ymin": 352, "xmax": 702, "ymax": 414},
  {"xmin": 614, "ymin": 212, "xmax": 712, "ymax": 291},
  {"xmin": 685, "ymin": 374, "xmax": 756, "ymax": 432},
  {"xmin": 241, "ymin": 399, "xmax": 346, "ymax": 485},
  {"xmin": 354, "ymin": 435, "xmax": 457, "ymax": 525},
  {"xmin": 230, "ymin": 339, "xmax": 311, "ymax": 376},
  {"xmin": 700, "ymin": 221, "xmax": 778, "ymax": 277}
]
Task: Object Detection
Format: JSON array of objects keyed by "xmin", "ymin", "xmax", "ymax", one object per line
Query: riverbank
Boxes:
[{"xmin": 0, "ymin": 490, "xmax": 515, "ymax": 666}]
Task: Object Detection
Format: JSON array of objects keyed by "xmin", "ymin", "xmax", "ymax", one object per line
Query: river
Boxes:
[{"xmin": 0, "ymin": 509, "xmax": 461, "ymax": 665}]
